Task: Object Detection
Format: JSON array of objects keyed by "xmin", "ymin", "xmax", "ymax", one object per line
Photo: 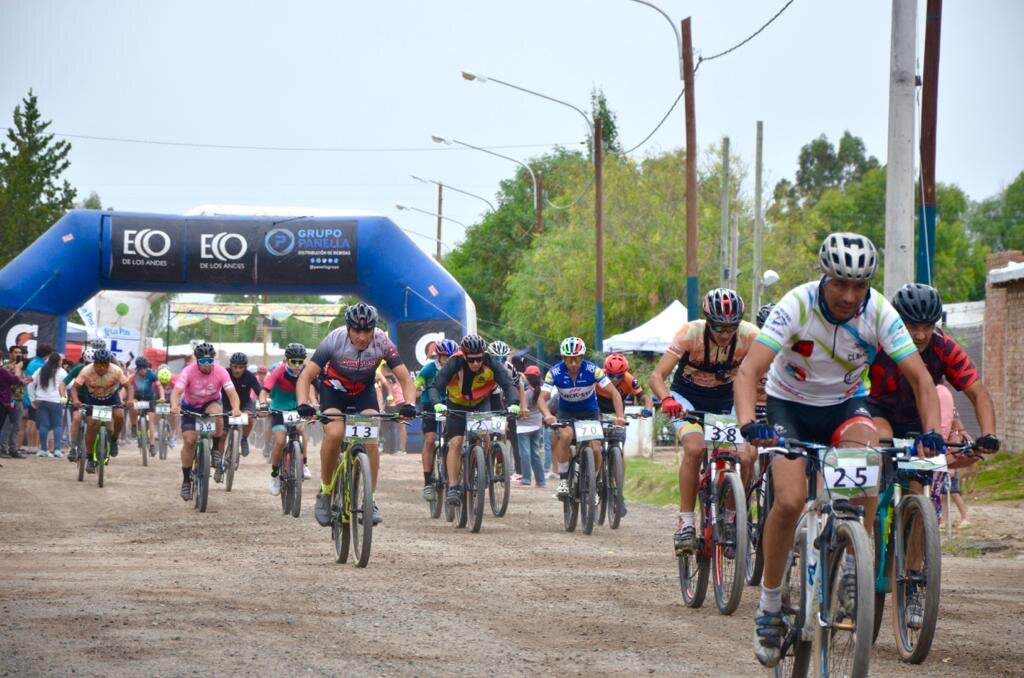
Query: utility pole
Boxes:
[
  {"xmin": 682, "ymin": 18, "xmax": 698, "ymax": 321},
  {"xmin": 883, "ymin": 0, "xmax": 918, "ymax": 298},
  {"xmin": 730, "ymin": 214, "xmax": 740, "ymax": 290},
  {"xmin": 435, "ymin": 183, "xmax": 444, "ymax": 260},
  {"xmin": 917, "ymin": 0, "xmax": 941, "ymax": 285},
  {"xmin": 594, "ymin": 115, "xmax": 605, "ymax": 354},
  {"xmin": 719, "ymin": 136, "xmax": 731, "ymax": 288},
  {"xmin": 535, "ymin": 170, "xmax": 545, "ymax": 234},
  {"xmin": 752, "ymin": 121, "xmax": 764, "ymax": 316}
]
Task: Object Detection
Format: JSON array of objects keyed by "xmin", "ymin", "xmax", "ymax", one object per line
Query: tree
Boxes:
[
  {"xmin": 968, "ymin": 171, "xmax": 1024, "ymax": 251},
  {"xmin": 0, "ymin": 90, "xmax": 77, "ymax": 267},
  {"xmin": 775, "ymin": 131, "xmax": 879, "ymax": 213},
  {"xmin": 590, "ymin": 88, "xmax": 621, "ymax": 156},
  {"xmin": 78, "ymin": 191, "xmax": 104, "ymax": 209}
]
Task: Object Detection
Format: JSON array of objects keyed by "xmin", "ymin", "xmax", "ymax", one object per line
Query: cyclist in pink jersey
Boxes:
[{"xmin": 170, "ymin": 343, "xmax": 239, "ymax": 501}]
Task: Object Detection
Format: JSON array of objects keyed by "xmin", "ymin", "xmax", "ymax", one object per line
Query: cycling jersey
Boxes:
[
  {"xmin": 597, "ymin": 370, "xmax": 644, "ymax": 403},
  {"xmin": 64, "ymin": 362, "xmax": 89, "ymax": 400},
  {"xmin": 262, "ymin": 362, "xmax": 303, "ymax": 411},
  {"xmin": 757, "ymin": 280, "xmax": 915, "ymax": 406},
  {"xmin": 666, "ymin": 319, "xmax": 758, "ymax": 411},
  {"xmin": 416, "ymin": 360, "xmax": 443, "ymax": 407},
  {"xmin": 74, "ymin": 363, "xmax": 129, "ymax": 398},
  {"xmin": 224, "ymin": 369, "xmax": 261, "ymax": 409},
  {"xmin": 868, "ymin": 327, "xmax": 979, "ymax": 425},
  {"xmin": 132, "ymin": 369, "xmax": 159, "ymax": 398},
  {"xmin": 542, "ymin": 360, "xmax": 610, "ymax": 412},
  {"xmin": 176, "ymin": 362, "xmax": 234, "ymax": 407},
  {"xmin": 311, "ymin": 327, "xmax": 403, "ymax": 397},
  {"xmin": 428, "ymin": 354, "xmax": 518, "ymax": 409}
]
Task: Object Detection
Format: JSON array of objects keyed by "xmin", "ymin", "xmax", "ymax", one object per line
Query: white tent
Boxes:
[{"xmin": 602, "ymin": 300, "xmax": 688, "ymax": 353}]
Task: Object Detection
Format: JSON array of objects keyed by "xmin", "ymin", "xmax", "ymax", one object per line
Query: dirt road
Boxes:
[{"xmin": 1, "ymin": 448, "xmax": 1021, "ymax": 676}]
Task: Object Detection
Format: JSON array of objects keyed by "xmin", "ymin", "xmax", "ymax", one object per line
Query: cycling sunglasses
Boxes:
[
  {"xmin": 607, "ymin": 372, "xmax": 624, "ymax": 379},
  {"xmin": 287, "ymin": 359, "xmax": 305, "ymax": 366},
  {"xmin": 197, "ymin": 357, "xmax": 215, "ymax": 366},
  {"xmin": 465, "ymin": 354, "xmax": 485, "ymax": 364},
  {"xmin": 710, "ymin": 324, "xmax": 739, "ymax": 334}
]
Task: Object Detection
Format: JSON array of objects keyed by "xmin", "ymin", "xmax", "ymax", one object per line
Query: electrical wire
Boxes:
[
  {"xmin": 622, "ymin": 87, "xmax": 685, "ymax": 155},
  {"xmin": 696, "ymin": 0, "xmax": 797, "ymax": 69}
]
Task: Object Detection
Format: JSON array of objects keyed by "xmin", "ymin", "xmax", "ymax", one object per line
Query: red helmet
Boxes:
[{"xmin": 604, "ymin": 353, "xmax": 629, "ymax": 374}]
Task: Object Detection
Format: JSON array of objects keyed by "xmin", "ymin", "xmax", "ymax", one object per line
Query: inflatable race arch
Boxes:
[{"xmin": 0, "ymin": 208, "xmax": 474, "ymax": 370}]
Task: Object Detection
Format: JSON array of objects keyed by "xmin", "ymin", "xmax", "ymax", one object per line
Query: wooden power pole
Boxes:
[
  {"xmin": 752, "ymin": 121, "xmax": 764, "ymax": 315},
  {"xmin": 682, "ymin": 18, "xmax": 698, "ymax": 321}
]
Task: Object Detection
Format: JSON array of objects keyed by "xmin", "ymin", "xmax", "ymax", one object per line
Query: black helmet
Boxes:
[
  {"xmin": 756, "ymin": 303, "xmax": 775, "ymax": 329},
  {"xmin": 193, "ymin": 342, "xmax": 216, "ymax": 359},
  {"xmin": 345, "ymin": 302, "xmax": 378, "ymax": 330},
  {"xmin": 135, "ymin": 357, "xmax": 150, "ymax": 369},
  {"xmin": 93, "ymin": 349, "xmax": 113, "ymax": 364},
  {"xmin": 284, "ymin": 343, "xmax": 307, "ymax": 360},
  {"xmin": 892, "ymin": 283, "xmax": 943, "ymax": 325},
  {"xmin": 460, "ymin": 334, "xmax": 486, "ymax": 354},
  {"xmin": 702, "ymin": 288, "xmax": 745, "ymax": 325},
  {"xmin": 229, "ymin": 352, "xmax": 248, "ymax": 366}
]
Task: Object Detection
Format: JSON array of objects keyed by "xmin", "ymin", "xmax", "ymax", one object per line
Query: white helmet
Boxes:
[
  {"xmin": 82, "ymin": 347, "xmax": 95, "ymax": 363},
  {"xmin": 818, "ymin": 232, "xmax": 878, "ymax": 281}
]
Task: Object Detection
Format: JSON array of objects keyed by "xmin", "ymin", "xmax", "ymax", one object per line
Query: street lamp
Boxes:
[
  {"xmin": 431, "ymin": 136, "xmax": 541, "ymax": 215},
  {"xmin": 411, "ymin": 175, "xmax": 496, "ymax": 212},
  {"xmin": 395, "ymin": 203, "xmax": 467, "ymax": 259},
  {"xmin": 461, "ymin": 71, "xmax": 606, "ymax": 355}
]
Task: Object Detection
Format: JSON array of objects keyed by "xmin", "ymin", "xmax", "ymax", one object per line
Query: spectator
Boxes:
[
  {"xmin": 22, "ymin": 344, "xmax": 52, "ymax": 453},
  {"xmin": 517, "ymin": 366, "xmax": 545, "ymax": 487},
  {"xmin": 1, "ymin": 345, "xmax": 30, "ymax": 457},
  {"xmin": 0, "ymin": 348, "xmax": 29, "ymax": 457},
  {"xmin": 378, "ymin": 363, "xmax": 408, "ymax": 455},
  {"xmin": 30, "ymin": 351, "xmax": 66, "ymax": 457}
]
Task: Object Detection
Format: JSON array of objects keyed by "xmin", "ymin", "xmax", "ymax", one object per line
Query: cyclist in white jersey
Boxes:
[{"xmin": 733, "ymin": 232, "xmax": 945, "ymax": 668}]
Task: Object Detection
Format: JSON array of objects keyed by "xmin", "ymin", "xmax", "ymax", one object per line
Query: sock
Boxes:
[
  {"xmin": 557, "ymin": 462, "xmax": 569, "ymax": 473},
  {"xmin": 760, "ymin": 585, "xmax": 782, "ymax": 613},
  {"xmin": 182, "ymin": 467, "xmax": 191, "ymax": 482},
  {"xmin": 320, "ymin": 482, "xmax": 331, "ymax": 496},
  {"xmin": 271, "ymin": 466, "xmax": 279, "ymax": 477},
  {"xmin": 423, "ymin": 472, "xmax": 432, "ymax": 485},
  {"xmin": 679, "ymin": 511, "xmax": 695, "ymax": 529}
]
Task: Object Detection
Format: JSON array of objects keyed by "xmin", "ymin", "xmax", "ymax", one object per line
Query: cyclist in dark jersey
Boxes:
[
  {"xmin": 297, "ymin": 303, "xmax": 417, "ymax": 527},
  {"xmin": 211, "ymin": 352, "xmax": 261, "ymax": 483}
]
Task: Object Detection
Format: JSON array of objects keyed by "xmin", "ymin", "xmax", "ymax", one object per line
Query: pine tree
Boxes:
[{"xmin": 0, "ymin": 90, "xmax": 77, "ymax": 267}]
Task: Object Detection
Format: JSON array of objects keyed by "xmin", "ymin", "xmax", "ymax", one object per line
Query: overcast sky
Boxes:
[{"xmin": 2, "ymin": 0, "xmax": 1021, "ymax": 257}]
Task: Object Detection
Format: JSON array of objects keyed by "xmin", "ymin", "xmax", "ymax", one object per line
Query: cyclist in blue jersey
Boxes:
[
  {"xmin": 127, "ymin": 357, "xmax": 164, "ymax": 456},
  {"xmin": 537, "ymin": 336, "xmax": 624, "ymax": 499},
  {"xmin": 416, "ymin": 338, "xmax": 458, "ymax": 501}
]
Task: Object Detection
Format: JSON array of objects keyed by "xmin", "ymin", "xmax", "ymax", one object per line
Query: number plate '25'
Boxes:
[
  {"xmin": 346, "ymin": 415, "xmax": 379, "ymax": 442},
  {"xmin": 574, "ymin": 420, "xmax": 603, "ymax": 442},
  {"xmin": 823, "ymin": 448, "xmax": 882, "ymax": 497},
  {"xmin": 704, "ymin": 415, "xmax": 740, "ymax": 444}
]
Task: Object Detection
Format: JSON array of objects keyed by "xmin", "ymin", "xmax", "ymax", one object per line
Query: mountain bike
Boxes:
[
  {"xmin": 154, "ymin": 401, "xmax": 172, "ymax": 460},
  {"xmin": 324, "ymin": 411, "xmax": 399, "ymax": 567},
  {"xmin": 871, "ymin": 438, "xmax": 984, "ymax": 663},
  {"xmin": 423, "ymin": 413, "xmax": 448, "ymax": 520},
  {"xmin": 446, "ymin": 410, "xmax": 497, "ymax": 533},
  {"xmin": 135, "ymin": 400, "xmax": 152, "ymax": 466},
  {"xmin": 80, "ymin": 403, "xmax": 122, "ymax": 488},
  {"xmin": 597, "ymin": 414, "xmax": 635, "ymax": 530},
  {"xmin": 466, "ymin": 411, "xmax": 513, "ymax": 518},
  {"xmin": 766, "ymin": 440, "xmax": 877, "ymax": 678},
  {"xmin": 182, "ymin": 407, "xmax": 223, "ymax": 513},
  {"xmin": 70, "ymin": 404, "xmax": 88, "ymax": 482},
  {"xmin": 551, "ymin": 418, "xmax": 601, "ymax": 535},
  {"xmin": 269, "ymin": 408, "xmax": 305, "ymax": 517},
  {"xmin": 675, "ymin": 412, "xmax": 748, "ymax": 615},
  {"xmin": 221, "ymin": 411, "xmax": 249, "ymax": 493}
]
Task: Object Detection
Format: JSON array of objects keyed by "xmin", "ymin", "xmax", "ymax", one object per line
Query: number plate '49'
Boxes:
[
  {"xmin": 704, "ymin": 415, "xmax": 740, "ymax": 444},
  {"xmin": 281, "ymin": 411, "xmax": 301, "ymax": 424},
  {"xmin": 346, "ymin": 416, "xmax": 379, "ymax": 441},
  {"xmin": 574, "ymin": 420, "xmax": 604, "ymax": 442},
  {"xmin": 823, "ymin": 448, "xmax": 882, "ymax": 497}
]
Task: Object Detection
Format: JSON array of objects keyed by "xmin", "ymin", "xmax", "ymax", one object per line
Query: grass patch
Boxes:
[
  {"xmin": 967, "ymin": 450, "xmax": 1024, "ymax": 502},
  {"xmin": 624, "ymin": 457, "xmax": 679, "ymax": 507}
]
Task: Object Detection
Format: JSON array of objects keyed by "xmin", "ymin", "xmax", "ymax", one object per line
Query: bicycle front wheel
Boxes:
[
  {"xmin": 139, "ymin": 418, "xmax": 148, "ymax": 467},
  {"xmin": 892, "ymin": 493, "xmax": 941, "ymax": 663},
  {"xmin": 678, "ymin": 500, "xmax": 709, "ymax": 608},
  {"xmin": 158, "ymin": 420, "xmax": 169, "ymax": 460},
  {"xmin": 774, "ymin": 519, "xmax": 811, "ymax": 678},
  {"xmin": 351, "ymin": 450, "xmax": 374, "ymax": 567},
  {"xmin": 96, "ymin": 428, "xmax": 107, "ymax": 488},
  {"xmin": 224, "ymin": 428, "xmax": 238, "ymax": 492},
  {"xmin": 819, "ymin": 519, "xmax": 873, "ymax": 678},
  {"xmin": 289, "ymin": 439, "xmax": 303, "ymax": 518},
  {"xmin": 713, "ymin": 471, "xmax": 748, "ymax": 615},
  {"xmin": 468, "ymin": 445, "xmax": 486, "ymax": 533},
  {"xmin": 580, "ymin": 447, "xmax": 597, "ymax": 535},
  {"xmin": 194, "ymin": 440, "xmax": 211, "ymax": 513},
  {"xmin": 746, "ymin": 465, "xmax": 770, "ymax": 586},
  {"xmin": 430, "ymin": 444, "xmax": 445, "ymax": 519},
  {"xmin": 607, "ymin": 445, "xmax": 625, "ymax": 530},
  {"xmin": 332, "ymin": 463, "xmax": 350, "ymax": 564},
  {"xmin": 488, "ymin": 441, "xmax": 510, "ymax": 518},
  {"xmin": 562, "ymin": 454, "xmax": 579, "ymax": 533},
  {"xmin": 77, "ymin": 436, "xmax": 85, "ymax": 482}
]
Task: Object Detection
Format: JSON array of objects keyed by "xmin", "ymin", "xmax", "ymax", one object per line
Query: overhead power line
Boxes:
[
  {"xmin": 697, "ymin": 0, "xmax": 797, "ymax": 70},
  {"xmin": 0, "ymin": 128, "xmax": 581, "ymax": 153},
  {"xmin": 623, "ymin": 87, "xmax": 685, "ymax": 155}
]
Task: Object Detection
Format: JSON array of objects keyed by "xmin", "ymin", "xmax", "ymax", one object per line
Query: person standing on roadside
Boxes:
[
  {"xmin": 0, "ymin": 348, "xmax": 30, "ymax": 458},
  {"xmin": 517, "ymin": 365, "xmax": 545, "ymax": 487},
  {"xmin": 30, "ymin": 352, "xmax": 67, "ymax": 457}
]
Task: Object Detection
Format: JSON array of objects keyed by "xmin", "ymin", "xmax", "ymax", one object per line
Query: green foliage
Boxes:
[
  {"xmin": 622, "ymin": 457, "xmax": 679, "ymax": 507},
  {"xmin": 969, "ymin": 451, "xmax": 1024, "ymax": 502},
  {"xmin": 590, "ymin": 88, "xmax": 621, "ymax": 156},
  {"xmin": 0, "ymin": 90, "xmax": 77, "ymax": 268},
  {"xmin": 77, "ymin": 191, "xmax": 104, "ymax": 210},
  {"xmin": 967, "ymin": 171, "xmax": 1024, "ymax": 251}
]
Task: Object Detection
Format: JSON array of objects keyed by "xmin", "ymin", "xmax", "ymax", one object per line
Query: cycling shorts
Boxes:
[
  {"xmin": 442, "ymin": 402, "xmax": 492, "ymax": 440},
  {"xmin": 670, "ymin": 391, "xmax": 735, "ymax": 437},
  {"xmin": 83, "ymin": 391, "xmax": 121, "ymax": 408},
  {"xmin": 181, "ymin": 399, "xmax": 221, "ymax": 433},
  {"xmin": 766, "ymin": 396, "xmax": 875, "ymax": 449},
  {"xmin": 271, "ymin": 410, "xmax": 305, "ymax": 433},
  {"xmin": 421, "ymin": 412, "xmax": 440, "ymax": 435},
  {"xmin": 865, "ymin": 401, "xmax": 922, "ymax": 437},
  {"xmin": 319, "ymin": 384, "xmax": 379, "ymax": 416}
]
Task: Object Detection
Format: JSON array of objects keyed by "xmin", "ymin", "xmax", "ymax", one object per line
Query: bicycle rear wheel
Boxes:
[
  {"xmin": 892, "ymin": 493, "xmax": 940, "ymax": 663},
  {"xmin": 96, "ymin": 428, "xmax": 107, "ymax": 488},
  {"xmin": 488, "ymin": 441, "xmax": 511, "ymax": 517},
  {"xmin": 678, "ymin": 500, "xmax": 709, "ymax": 608},
  {"xmin": 562, "ymin": 454, "xmax": 579, "ymax": 533},
  {"xmin": 468, "ymin": 445, "xmax": 486, "ymax": 533},
  {"xmin": 289, "ymin": 439, "xmax": 303, "ymax": 518},
  {"xmin": 819, "ymin": 519, "xmax": 873, "ymax": 678},
  {"xmin": 224, "ymin": 428, "xmax": 238, "ymax": 492},
  {"xmin": 774, "ymin": 520, "xmax": 811, "ymax": 678},
  {"xmin": 429, "ymin": 444, "xmax": 444, "ymax": 519},
  {"xmin": 607, "ymin": 445, "xmax": 625, "ymax": 530},
  {"xmin": 332, "ymin": 464, "xmax": 350, "ymax": 563},
  {"xmin": 351, "ymin": 450, "xmax": 373, "ymax": 567},
  {"xmin": 194, "ymin": 440, "xmax": 211, "ymax": 513},
  {"xmin": 580, "ymin": 447, "xmax": 597, "ymax": 535},
  {"xmin": 713, "ymin": 471, "xmax": 748, "ymax": 615}
]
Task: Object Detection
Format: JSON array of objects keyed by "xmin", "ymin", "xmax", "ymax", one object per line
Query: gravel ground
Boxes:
[{"xmin": 1, "ymin": 445, "xmax": 1022, "ymax": 677}]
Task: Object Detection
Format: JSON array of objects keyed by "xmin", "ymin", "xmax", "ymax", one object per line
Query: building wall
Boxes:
[{"xmin": 984, "ymin": 250, "xmax": 1024, "ymax": 450}]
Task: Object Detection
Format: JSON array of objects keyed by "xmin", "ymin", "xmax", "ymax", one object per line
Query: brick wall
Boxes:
[{"xmin": 984, "ymin": 250, "xmax": 1024, "ymax": 449}]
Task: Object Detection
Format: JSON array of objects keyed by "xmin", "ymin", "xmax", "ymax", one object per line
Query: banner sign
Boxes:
[
  {"xmin": 98, "ymin": 326, "xmax": 141, "ymax": 364},
  {"xmin": 77, "ymin": 298, "xmax": 98, "ymax": 331},
  {"xmin": 258, "ymin": 221, "xmax": 357, "ymax": 285},
  {"xmin": 395, "ymin": 319, "xmax": 463, "ymax": 371},
  {"xmin": 0, "ymin": 309, "xmax": 59, "ymax": 357},
  {"xmin": 109, "ymin": 216, "xmax": 185, "ymax": 283},
  {"xmin": 186, "ymin": 220, "xmax": 256, "ymax": 285}
]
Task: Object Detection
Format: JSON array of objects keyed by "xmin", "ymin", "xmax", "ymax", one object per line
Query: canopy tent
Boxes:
[{"xmin": 602, "ymin": 300, "xmax": 688, "ymax": 354}]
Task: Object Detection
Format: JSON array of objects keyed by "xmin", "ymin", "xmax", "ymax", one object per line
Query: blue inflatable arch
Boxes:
[{"xmin": 0, "ymin": 208, "xmax": 473, "ymax": 370}]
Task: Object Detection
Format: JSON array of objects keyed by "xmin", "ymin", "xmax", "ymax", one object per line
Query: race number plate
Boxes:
[
  {"xmin": 467, "ymin": 413, "xmax": 495, "ymax": 434},
  {"xmin": 228, "ymin": 414, "xmax": 249, "ymax": 426},
  {"xmin": 281, "ymin": 410, "xmax": 301, "ymax": 424},
  {"xmin": 345, "ymin": 415, "xmax": 379, "ymax": 442},
  {"xmin": 573, "ymin": 420, "xmax": 604, "ymax": 442},
  {"xmin": 897, "ymin": 457, "xmax": 948, "ymax": 473},
  {"xmin": 489, "ymin": 416, "xmax": 507, "ymax": 434},
  {"xmin": 704, "ymin": 415, "xmax": 741, "ymax": 444},
  {"xmin": 135, "ymin": 401, "xmax": 150, "ymax": 412},
  {"xmin": 92, "ymin": 405, "xmax": 113, "ymax": 422},
  {"xmin": 196, "ymin": 418, "xmax": 217, "ymax": 433},
  {"xmin": 155, "ymin": 403, "xmax": 171, "ymax": 415},
  {"xmin": 823, "ymin": 448, "xmax": 882, "ymax": 497}
]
